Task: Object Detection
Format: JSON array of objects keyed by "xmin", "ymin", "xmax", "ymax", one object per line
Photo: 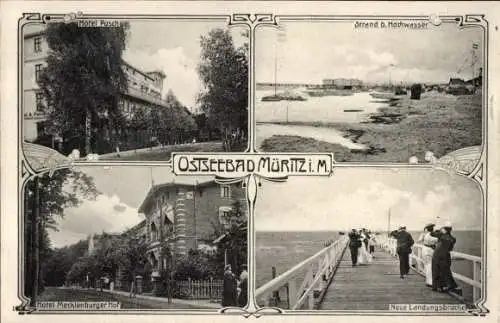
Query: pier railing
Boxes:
[
  {"xmin": 256, "ymin": 237, "xmax": 348, "ymax": 310},
  {"xmin": 377, "ymin": 235, "xmax": 482, "ymax": 302}
]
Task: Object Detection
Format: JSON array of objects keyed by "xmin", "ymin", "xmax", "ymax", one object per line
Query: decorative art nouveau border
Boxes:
[{"xmin": 15, "ymin": 12, "xmax": 490, "ymax": 317}]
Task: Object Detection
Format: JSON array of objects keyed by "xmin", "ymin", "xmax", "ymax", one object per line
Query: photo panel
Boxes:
[
  {"xmin": 6, "ymin": 7, "xmax": 494, "ymax": 320},
  {"xmin": 20, "ymin": 164, "xmax": 249, "ymax": 312},
  {"xmin": 254, "ymin": 168, "xmax": 484, "ymax": 313},
  {"xmin": 255, "ymin": 18, "xmax": 485, "ymax": 165},
  {"xmin": 21, "ymin": 14, "xmax": 249, "ymax": 162}
]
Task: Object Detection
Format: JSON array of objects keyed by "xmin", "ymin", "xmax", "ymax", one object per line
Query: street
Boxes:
[{"xmin": 39, "ymin": 287, "xmax": 211, "ymax": 310}]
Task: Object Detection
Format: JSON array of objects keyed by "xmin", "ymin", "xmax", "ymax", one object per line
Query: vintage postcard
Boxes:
[{"xmin": 1, "ymin": 1, "xmax": 499, "ymax": 323}]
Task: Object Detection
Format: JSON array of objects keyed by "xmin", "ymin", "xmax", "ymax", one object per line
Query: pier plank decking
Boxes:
[{"xmin": 319, "ymin": 247, "xmax": 461, "ymax": 310}]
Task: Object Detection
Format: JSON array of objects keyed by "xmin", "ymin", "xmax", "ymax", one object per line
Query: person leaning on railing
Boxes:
[
  {"xmin": 417, "ymin": 223, "xmax": 439, "ymax": 287},
  {"xmin": 430, "ymin": 222, "xmax": 459, "ymax": 293}
]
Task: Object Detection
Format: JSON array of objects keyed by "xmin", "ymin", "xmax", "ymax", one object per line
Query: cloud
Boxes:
[
  {"xmin": 50, "ymin": 194, "xmax": 141, "ymax": 248},
  {"xmin": 257, "ymin": 22, "xmax": 483, "ymax": 84},
  {"xmin": 256, "ymin": 178, "xmax": 481, "ymax": 232},
  {"xmin": 123, "ymin": 47, "xmax": 201, "ymax": 108}
]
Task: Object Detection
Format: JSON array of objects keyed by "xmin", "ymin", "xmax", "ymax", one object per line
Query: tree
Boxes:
[
  {"xmin": 210, "ymin": 200, "xmax": 247, "ymax": 276},
  {"xmin": 43, "ymin": 239, "xmax": 89, "ymax": 287},
  {"xmin": 24, "ymin": 169, "xmax": 99, "ymax": 301},
  {"xmin": 38, "ymin": 22, "xmax": 130, "ymax": 156},
  {"xmin": 197, "ymin": 28, "xmax": 248, "ymax": 151}
]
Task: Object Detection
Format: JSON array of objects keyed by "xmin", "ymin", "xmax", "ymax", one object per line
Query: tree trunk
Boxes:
[
  {"xmin": 85, "ymin": 110, "xmax": 91, "ymax": 156},
  {"xmin": 31, "ymin": 177, "xmax": 40, "ymax": 306}
]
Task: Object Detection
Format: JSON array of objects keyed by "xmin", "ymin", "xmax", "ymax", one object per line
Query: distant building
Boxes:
[
  {"xmin": 23, "ymin": 24, "xmax": 167, "ymax": 142},
  {"xmin": 322, "ymin": 78, "xmax": 363, "ymax": 88},
  {"xmin": 137, "ymin": 179, "xmax": 247, "ymax": 277}
]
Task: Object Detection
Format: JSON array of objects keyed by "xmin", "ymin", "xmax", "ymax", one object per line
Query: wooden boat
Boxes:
[
  {"xmin": 343, "ymin": 109, "xmax": 364, "ymax": 112},
  {"xmin": 369, "ymin": 92, "xmax": 401, "ymax": 100},
  {"xmin": 261, "ymin": 95, "xmax": 282, "ymax": 102},
  {"xmin": 262, "ymin": 93, "xmax": 307, "ymax": 102}
]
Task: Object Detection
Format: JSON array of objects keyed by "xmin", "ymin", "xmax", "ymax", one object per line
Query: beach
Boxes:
[{"xmin": 257, "ymin": 90, "xmax": 482, "ymax": 162}]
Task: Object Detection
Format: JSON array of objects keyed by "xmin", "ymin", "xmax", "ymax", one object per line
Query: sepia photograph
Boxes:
[
  {"xmin": 22, "ymin": 166, "xmax": 248, "ymax": 310},
  {"xmin": 255, "ymin": 20, "xmax": 484, "ymax": 163},
  {"xmin": 254, "ymin": 168, "xmax": 482, "ymax": 311},
  {"xmin": 1, "ymin": 3, "xmax": 495, "ymax": 320},
  {"xmin": 22, "ymin": 18, "xmax": 249, "ymax": 161}
]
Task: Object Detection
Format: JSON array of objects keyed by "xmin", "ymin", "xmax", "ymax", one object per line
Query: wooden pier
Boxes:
[
  {"xmin": 256, "ymin": 235, "xmax": 482, "ymax": 311},
  {"xmin": 319, "ymin": 248, "xmax": 461, "ymax": 310}
]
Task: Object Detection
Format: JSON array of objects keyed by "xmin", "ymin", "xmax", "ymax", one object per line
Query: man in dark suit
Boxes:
[
  {"xmin": 348, "ymin": 229, "xmax": 362, "ymax": 266},
  {"xmin": 390, "ymin": 226, "xmax": 414, "ymax": 279}
]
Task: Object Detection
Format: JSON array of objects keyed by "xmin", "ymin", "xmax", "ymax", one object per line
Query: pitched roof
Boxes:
[{"xmin": 138, "ymin": 178, "xmax": 215, "ymax": 213}]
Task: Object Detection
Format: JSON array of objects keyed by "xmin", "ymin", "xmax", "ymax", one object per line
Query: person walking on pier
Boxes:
[
  {"xmin": 368, "ymin": 231, "xmax": 376, "ymax": 257},
  {"xmin": 431, "ymin": 223, "xmax": 458, "ymax": 292},
  {"xmin": 418, "ymin": 223, "xmax": 438, "ymax": 287},
  {"xmin": 390, "ymin": 226, "xmax": 414, "ymax": 279},
  {"xmin": 358, "ymin": 230, "xmax": 372, "ymax": 265},
  {"xmin": 348, "ymin": 229, "xmax": 362, "ymax": 266}
]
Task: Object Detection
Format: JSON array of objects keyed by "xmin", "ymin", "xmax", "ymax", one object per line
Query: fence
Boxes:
[
  {"xmin": 175, "ymin": 279, "xmax": 223, "ymax": 301},
  {"xmin": 378, "ymin": 235, "xmax": 482, "ymax": 303},
  {"xmin": 256, "ymin": 237, "xmax": 349, "ymax": 310}
]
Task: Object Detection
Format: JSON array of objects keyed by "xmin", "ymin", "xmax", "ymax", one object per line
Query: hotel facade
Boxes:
[
  {"xmin": 23, "ymin": 24, "xmax": 167, "ymax": 143},
  {"xmin": 137, "ymin": 179, "xmax": 247, "ymax": 278}
]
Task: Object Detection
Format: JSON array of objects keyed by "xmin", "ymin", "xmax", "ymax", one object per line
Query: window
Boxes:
[
  {"xmin": 34, "ymin": 36, "xmax": 42, "ymax": 53},
  {"xmin": 35, "ymin": 64, "xmax": 43, "ymax": 83},
  {"xmin": 219, "ymin": 206, "xmax": 232, "ymax": 229},
  {"xmin": 36, "ymin": 121, "xmax": 46, "ymax": 137},
  {"xmin": 150, "ymin": 222, "xmax": 158, "ymax": 241},
  {"xmin": 221, "ymin": 185, "xmax": 231, "ymax": 198},
  {"xmin": 141, "ymin": 85, "xmax": 148, "ymax": 93},
  {"xmin": 35, "ymin": 91, "xmax": 44, "ymax": 111}
]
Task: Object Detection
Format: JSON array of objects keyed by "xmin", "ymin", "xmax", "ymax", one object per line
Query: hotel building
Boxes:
[{"xmin": 23, "ymin": 24, "xmax": 167, "ymax": 142}]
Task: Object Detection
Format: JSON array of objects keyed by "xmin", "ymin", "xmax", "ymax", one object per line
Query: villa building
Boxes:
[{"xmin": 137, "ymin": 179, "xmax": 247, "ymax": 277}]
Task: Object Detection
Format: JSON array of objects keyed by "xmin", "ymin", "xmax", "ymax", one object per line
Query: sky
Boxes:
[
  {"xmin": 255, "ymin": 21, "xmax": 484, "ymax": 84},
  {"xmin": 123, "ymin": 20, "xmax": 247, "ymax": 110},
  {"xmin": 49, "ymin": 166, "xmax": 210, "ymax": 248},
  {"xmin": 255, "ymin": 168, "xmax": 483, "ymax": 232}
]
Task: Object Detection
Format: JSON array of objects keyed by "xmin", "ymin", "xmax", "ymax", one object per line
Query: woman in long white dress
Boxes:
[
  {"xmin": 357, "ymin": 232, "xmax": 372, "ymax": 265},
  {"xmin": 418, "ymin": 223, "xmax": 438, "ymax": 286}
]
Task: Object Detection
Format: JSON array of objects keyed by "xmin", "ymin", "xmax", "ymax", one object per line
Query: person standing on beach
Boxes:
[
  {"xmin": 348, "ymin": 229, "xmax": 362, "ymax": 266},
  {"xmin": 390, "ymin": 226, "xmax": 414, "ymax": 279},
  {"xmin": 418, "ymin": 223, "xmax": 438, "ymax": 287},
  {"xmin": 431, "ymin": 223, "xmax": 458, "ymax": 292}
]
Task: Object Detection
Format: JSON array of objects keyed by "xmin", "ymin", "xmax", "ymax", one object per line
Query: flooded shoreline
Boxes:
[{"xmin": 256, "ymin": 91, "xmax": 482, "ymax": 162}]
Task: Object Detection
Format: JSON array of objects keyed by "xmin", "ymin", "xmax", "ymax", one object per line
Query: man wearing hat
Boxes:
[
  {"xmin": 348, "ymin": 229, "xmax": 362, "ymax": 266},
  {"xmin": 430, "ymin": 222, "xmax": 458, "ymax": 292},
  {"xmin": 390, "ymin": 225, "xmax": 415, "ymax": 279},
  {"xmin": 418, "ymin": 223, "xmax": 439, "ymax": 286}
]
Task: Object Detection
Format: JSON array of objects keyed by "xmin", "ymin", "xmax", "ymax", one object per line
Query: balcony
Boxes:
[{"xmin": 124, "ymin": 86, "xmax": 168, "ymax": 107}]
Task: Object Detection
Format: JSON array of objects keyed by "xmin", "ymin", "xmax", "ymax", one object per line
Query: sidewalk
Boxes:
[
  {"xmin": 97, "ymin": 141, "xmax": 223, "ymax": 160},
  {"xmin": 103, "ymin": 288, "xmax": 221, "ymax": 309}
]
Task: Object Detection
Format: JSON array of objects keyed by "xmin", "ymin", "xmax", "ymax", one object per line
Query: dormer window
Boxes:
[{"xmin": 221, "ymin": 185, "xmax": 231, "ymax": 198}]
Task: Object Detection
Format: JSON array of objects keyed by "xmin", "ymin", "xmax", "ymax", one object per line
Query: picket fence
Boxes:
[{"xmin": 176, "ymin": 279, "xmax": 223, "ymax": 300}]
